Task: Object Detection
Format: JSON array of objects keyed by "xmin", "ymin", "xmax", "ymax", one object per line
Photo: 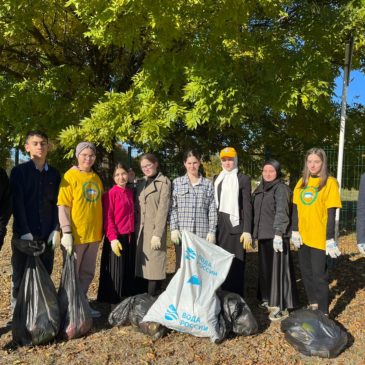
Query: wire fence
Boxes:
[{"xmin": 165, "ymin": 147, "xmax": 364, "ymax": 254}]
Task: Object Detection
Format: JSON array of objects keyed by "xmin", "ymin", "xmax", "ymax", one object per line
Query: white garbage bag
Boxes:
[{"xmin": 142, "ymin": 230, "xmax": 234, "ymax": 342}]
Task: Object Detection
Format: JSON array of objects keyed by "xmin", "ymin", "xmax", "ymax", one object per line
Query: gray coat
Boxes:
[
  {"xmin": 252, "ymin": 179, "xmax": 292, "ymax": 240},
  {"xmin": 135, "ymin": 172, "xmax": 171, "ymax": 280}
]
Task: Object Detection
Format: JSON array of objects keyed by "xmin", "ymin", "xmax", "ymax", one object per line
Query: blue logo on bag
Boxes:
[
  {"xmin": 165, "ymin": 304, "xmax": 179, "ymax": 321},
  {"xmin": 187, "ymin": 275, "xmax": 201, "ymax": 286},
  {"xmin": 185, "ymin": 247, "xmax": 197, "ymax": 260}
]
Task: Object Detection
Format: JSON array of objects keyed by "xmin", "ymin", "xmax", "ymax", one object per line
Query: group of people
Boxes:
[{"xmin": 0, "ymin": 130, "xmax": 364, "ymax": 329}]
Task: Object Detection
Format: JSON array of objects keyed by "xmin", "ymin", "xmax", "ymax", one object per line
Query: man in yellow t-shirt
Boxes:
[{"xmin": 58, "ymin": 142, "xmax": 103, "ymax": 318}]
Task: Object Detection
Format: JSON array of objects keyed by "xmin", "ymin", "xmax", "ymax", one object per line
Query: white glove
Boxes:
[
  {"xmin": 61, "ymin": 233, "xmax": 73, "ymax": 255},
  {"xmin": 206, "ymin": 232, "xmax": 216, "ymax": 244},
  {"xmin": 111, "ymin": 239, "xmax": 123, "ymax": 257},
  {"xmin": 20, "ymin": 233, "xmax": 34, "ymax": 241},
  {"xmin": 151, "ymin": 236, "xmax": 161, "ymax": 250},
  {"xmin": 170, "ymin": 230, "xmax": 181, "ymax": 245},
  {"xmin": 273, "ymin": 235, "xmax": 283, "ymax": 252},
  {"xmin": 291, "ymin": 231, "xmax": 302, "ymax": 248},
  {"xmin": 326, "ymin": 239, "xmax": 341, "ymax": 258},
  {"xmin": 47, "ymin": 230, "xmax": 61, "ymax": 250},
  {"xmin": 240, "ymin": 232, "xmax": 252, "ymax": 250},
  {"xmin": 358, "ymin": 243, "xmax": 365, "ymax": 255}
]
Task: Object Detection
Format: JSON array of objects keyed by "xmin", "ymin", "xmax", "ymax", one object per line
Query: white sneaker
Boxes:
[{"xmin": 269, "ymin": 308, "xmax": 289, "ymax": 321}]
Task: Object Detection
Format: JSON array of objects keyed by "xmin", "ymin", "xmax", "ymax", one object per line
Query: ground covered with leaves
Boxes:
[{"xmin": 0, "ymin": 231, "xmax": 364, "ymax": 365}]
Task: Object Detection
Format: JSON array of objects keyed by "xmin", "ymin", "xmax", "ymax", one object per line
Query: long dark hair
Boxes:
[
  {"xmin": 301, "ymin": 147, "xmax": 328, "ymax": 191},
  {"xmin": 183, "ymin": 149, "xmax": 201, "ymax": 162},
  {"xmin": 113, "ymin": 162, "xmax": 129, "ymax": 176}
]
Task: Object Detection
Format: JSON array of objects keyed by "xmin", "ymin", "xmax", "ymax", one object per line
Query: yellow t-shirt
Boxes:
[
  {"xmin": 293, "ymin": 176, "xmax": 342, "ymax": 250},
  {"xmin": 58, "ymin": 168, "xmax": 103, "ymax": 244}
]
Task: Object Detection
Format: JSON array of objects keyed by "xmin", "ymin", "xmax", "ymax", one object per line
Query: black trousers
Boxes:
[
  {"xmin": 11, "ymin": 241, "xmax": 54, "ymax": 310},
  {"xmin": 298, "ymin": 243, "xmax": 329, "ymax": 314},
  {"xmin": 175, "ymin": 244, "xmax": 182, "ymax": 272},
  {"xmin": 257, "ymin": 239, "xmax": 274, "ymax": 303}
]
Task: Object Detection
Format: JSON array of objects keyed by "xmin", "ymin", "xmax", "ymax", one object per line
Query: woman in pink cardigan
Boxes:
[{"xmin": 97, "ymin": 163, "xmax": 144, "ymax": 309}]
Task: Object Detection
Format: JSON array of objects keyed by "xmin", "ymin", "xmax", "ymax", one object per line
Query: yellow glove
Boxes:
[
  {"xmin": 111, "ymin": 239, "xmax": 123, "ymax": 257},
  {"xmin": 240, "ymin": 232, "xmax": 252, "ymax": 250}
]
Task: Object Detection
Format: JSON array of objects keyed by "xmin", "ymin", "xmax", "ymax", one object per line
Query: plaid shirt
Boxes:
[{"xmin": 169, "ymin": 174, "xmax": 217, "ymax": 238}]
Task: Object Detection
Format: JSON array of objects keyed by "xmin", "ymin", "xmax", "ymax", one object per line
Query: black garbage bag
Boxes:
[
  {"xmin": 109, "ymin": 293, "xmax": 168, "ymax": 340},
  {"xmin": 281, "ymin": 309, "xmax": 348, "ymax": 358},
  {"xmin": 218, "ymin": 291, "xmax": 258, "ymax": 336},
  {"xmin": 108, "ymin": 296, "xmax": 134, "ymax": 327},
  {"xmin": 58, "ymin": 254, "xmax": 93, "ymax": 340},
  {"xmin": 129, "ymin": 293, "xmax": 157, "ymax": 327},
  {"xmin": 12, "ymin": 256, "xmax": 60, "ymax": 346},
  {"xmin": 12, "ymin": 238, "xmax": 45, "ymax": 256},
  {"xmin": 214, "ymin": 312, "xmax": 230, "ymax": 344}
]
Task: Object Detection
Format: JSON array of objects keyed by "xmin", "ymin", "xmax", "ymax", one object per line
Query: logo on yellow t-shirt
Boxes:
[
  {"xmin": 82, "ymin": 181, "xmax": 100, "ymax": 202},
  {"xmin": 300, "ymin": 186, "xmax": 318, "ymax": 206}
]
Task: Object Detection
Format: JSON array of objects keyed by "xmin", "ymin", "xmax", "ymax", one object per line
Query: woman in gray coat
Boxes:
[{"xmin": 135, "ymin": 153, "xmax": 171, "ymax": 296}]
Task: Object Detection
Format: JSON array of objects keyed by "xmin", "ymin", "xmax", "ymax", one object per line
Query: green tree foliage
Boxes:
[{"xmin": 1, "ymin": 1, "xmax": 365, "ymax": 182}]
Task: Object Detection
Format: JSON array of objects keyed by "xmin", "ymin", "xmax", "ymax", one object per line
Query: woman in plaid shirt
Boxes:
[{"xmin": 170, "ymin": 150, "xmax": 217, "ymax": 271}]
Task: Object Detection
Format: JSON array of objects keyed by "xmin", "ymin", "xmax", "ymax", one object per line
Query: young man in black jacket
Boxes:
[
  {"xmin": 0, "ymin": 167, "xmax": 11, "ymax": 250},
  {"xmin": 9, "ymin": 131, "xmax": 61, "ymax": 312}
]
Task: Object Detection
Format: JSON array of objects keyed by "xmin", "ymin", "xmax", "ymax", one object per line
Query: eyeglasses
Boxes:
[{"xmin": 141, "ymin": 163, "xmax": 154, "ymax": 170}]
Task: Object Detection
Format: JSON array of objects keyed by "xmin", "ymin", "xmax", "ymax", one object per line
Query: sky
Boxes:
[{"xmin": 334, "ymin": 69, "xmax": 365, "ymax": 105}]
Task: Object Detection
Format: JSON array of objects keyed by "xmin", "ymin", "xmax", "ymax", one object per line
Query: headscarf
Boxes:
[
  {"xmin": 75, "ymin": 142, "xmax": 96, "ymax": 158},
  {"xmin": 214, "ymin": 153, "xmax": 240, "ymax": 227}
]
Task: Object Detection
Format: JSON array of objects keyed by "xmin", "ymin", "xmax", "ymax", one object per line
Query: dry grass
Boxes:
[{"xmin": 0, "ymin": 228, "xmax": 364, "ymax": 365}]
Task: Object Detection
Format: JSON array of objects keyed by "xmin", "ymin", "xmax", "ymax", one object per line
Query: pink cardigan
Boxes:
[{"xmin": 103, "ymin": 185, "xmax": 134, "ymax": 241}]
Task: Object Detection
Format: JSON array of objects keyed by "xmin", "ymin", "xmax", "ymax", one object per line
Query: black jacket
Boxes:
[
  {"xmin": 0, "ymin": 167, "xmax": 12, "ymax": 249},
  {"xmin": 10, "ymin": 160, "xmax": 60, "ymax": 240},
  {"xmin": 215, "ymin": 172, "xmax": 252, "ymax": 234},
  {"xmin": 252, "ymin": 179, "xmax": 291, "ymax": 240}
]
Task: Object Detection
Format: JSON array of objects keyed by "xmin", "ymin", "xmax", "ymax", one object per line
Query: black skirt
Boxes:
[
  {"xmin": 217, "ymin": 213, "xmax": 245, "ymax": 297},
  {"xmin": 97, "ymin": 233, "xmax": 146, "ymax": 304},
  {"xmin": 258, "ymin": 238, "xmax": 298, "ymax": 310}
]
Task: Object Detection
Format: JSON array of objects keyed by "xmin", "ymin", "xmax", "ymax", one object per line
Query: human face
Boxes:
[
  {"xmin": 221, "ymin": 157, "xmax": 235, "ymax": 172},
  {"xmin": 140, "ymin": 159, "xmax": 158, "ymax": 177},
  {"xmin": 306, "ymin": 153, "xmax": 323, "ymax": 176},
  {"xmin": 25, "ymin": 135, "xmax": 49, "ymax": 161},
  {"xmin": 262, "ymin": 164, "xmax": 277, "ymax": 182},
  {"xmin": 184, "ymin": 156, "xmax": 200, "ymax": 176},
  {"xmin": 77, "ymin": 148, "xmax": 96, "ymax": 172},
  {"xmin": 114, "ymin": 168, "xmax": 128, "ymax": 188}
]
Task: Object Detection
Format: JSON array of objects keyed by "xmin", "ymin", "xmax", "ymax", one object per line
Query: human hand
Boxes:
[
  {"xmin": 20, "ymin": 233, "xmax": 34, "ymax": 241},
  {"xmin": 240, "ymin": 232, "xmax": 252, "ymax": 250},
  {"xmin": 206, "ymin": 232, "xmax": 216, "ymax": 244},
  {"xmin": 291, "ymin": 231, "xmax": 302, "ymax": 249},
  {"xmin": 326, "ymin": 239, "xmax": 341, "ymax": 258},
  {"xmin": 111, "ymin": 239, "xmax": 123, "ymax": 256},
  {"xmin": 151, "ymin": 236, "xmax": 161, "ymax": 250},
  {"xmin": 170, "ymin": 230, "xmax": 181, "ymax": 245},
  {"xmin": 61, "ymin": 233, "xmax": 73, "ymax": 255},
  {"xmin": 47, "ymin": 230, "xmax": 60, "ymax": 250},
  {"xmin": 273, "ymin": 235, "xmax": 283, "ymax": 253}
]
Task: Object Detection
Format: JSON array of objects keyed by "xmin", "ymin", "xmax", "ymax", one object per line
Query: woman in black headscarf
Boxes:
[{"xmin": 252, "ymin": 159, "xmax": 298, "ymax": 321}]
